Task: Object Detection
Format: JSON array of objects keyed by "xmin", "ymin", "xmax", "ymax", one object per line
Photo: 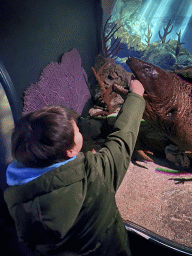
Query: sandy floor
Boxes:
[{"xmin": 115, "ymin": 155, "xmax": 192, "ymax": 248}]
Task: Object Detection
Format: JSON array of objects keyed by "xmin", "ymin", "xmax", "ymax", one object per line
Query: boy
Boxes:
[{"xmin": 4, "ymin": 79, "xmax": 145, "ymax": 256}]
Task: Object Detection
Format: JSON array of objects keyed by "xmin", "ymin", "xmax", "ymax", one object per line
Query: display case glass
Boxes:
[{"xmin": 102, "ymin": 0, "xmax": 192, "ymax": 252}]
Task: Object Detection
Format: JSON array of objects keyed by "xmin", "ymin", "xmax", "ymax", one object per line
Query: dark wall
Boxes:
[
  {"xmin": 0, "ymin": 1, "xmax": 103, "ymax": 252},
  {"xmin": 101, "ymin": 0, "xmax": 116, "ymax": 24},
  {"xmin": 0, "ymin": 0, "xmax": 103, "ymax": 115},
  {"xmin": 0, "ymin": 0, "xmax": 103, "ymax": 198}
]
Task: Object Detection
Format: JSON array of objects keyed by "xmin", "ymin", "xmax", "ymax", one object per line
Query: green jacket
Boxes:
[{"xmin": 4, "ymin": 93, "xmax": 145, "ymax": 256}]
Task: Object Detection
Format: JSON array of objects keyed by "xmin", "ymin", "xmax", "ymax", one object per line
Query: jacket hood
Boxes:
[{"xmin": 6, "ymin": 157, "xmax": 76, "ymax": 186}]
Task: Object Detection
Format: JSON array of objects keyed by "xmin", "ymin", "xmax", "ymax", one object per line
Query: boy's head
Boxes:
[{"xmin": 11, "ymin": 105, "xmax": 83, "ymax": 168}]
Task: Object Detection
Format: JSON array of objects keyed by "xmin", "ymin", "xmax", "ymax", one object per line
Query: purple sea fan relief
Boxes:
[{"xmin": 22, "ymin": 48, "xmax": 91, "ymax": 115}]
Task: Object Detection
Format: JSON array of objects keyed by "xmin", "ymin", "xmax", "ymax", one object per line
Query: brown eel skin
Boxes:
[{"xmin": 126, "ymin": 57, "xmax": 192, "ymax": 155}]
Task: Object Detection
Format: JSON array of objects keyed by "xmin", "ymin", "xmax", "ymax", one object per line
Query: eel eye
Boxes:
[
  {"xmin": 167, "ymin": 108, "xmax": 177, "ymax": 117},
  {"xmin": 144, "ymin": 67, "xmax": 151, "ymax": 73}
]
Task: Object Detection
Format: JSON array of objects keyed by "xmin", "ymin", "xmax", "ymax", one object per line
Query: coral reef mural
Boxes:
[
  {"xmin": 106, "ymin": 0, "xmax": 192, "ymax": 71},
  {"xmin": 158, "ymin": 18, "xmax": 173, "ymax": 44},
  {"xmin": 145, "ymin": 25, "xmax": 152, "ymax": 46}
]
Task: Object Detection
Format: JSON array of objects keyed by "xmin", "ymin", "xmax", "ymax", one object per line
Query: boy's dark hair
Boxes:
[{"xmin": 11, "ymin": 105, "xmax": 79, "ymax": 168}]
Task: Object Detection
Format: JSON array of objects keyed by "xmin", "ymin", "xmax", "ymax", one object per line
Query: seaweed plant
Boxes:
[
  {"xmin": 90, "ymin": 16, "xmax": 124, "ymax": 116},
  {"xmin": 159, "ymin": 18, "xmax": 173, "ymax": 43},
  {"xmin": 174, "ymin": 30, "xmax": 185, "ymax": 71},
  {"xmin": 175, "ymin": 30, "xmax": 185, "ymax": 58},
  {"xmin": 145, "ymin": 25, "xmax": 152, "ymax": 46},
  {"xmin": 101, "ymin": 16, "xmax": 123, "ymax": 59}
]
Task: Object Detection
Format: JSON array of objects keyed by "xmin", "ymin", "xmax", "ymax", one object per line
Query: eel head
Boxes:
[{"xmin": 126, "ymin": 57, "xmax": 173, "ymax": 101}]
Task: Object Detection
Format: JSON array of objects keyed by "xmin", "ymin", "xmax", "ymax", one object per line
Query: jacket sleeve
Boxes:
[{"xmin": 87, "ymin": 92, "xmax": 145, "ymax": 192}]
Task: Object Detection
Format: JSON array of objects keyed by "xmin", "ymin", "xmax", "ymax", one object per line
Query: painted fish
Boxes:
[{"xmin": 126, "ymin": 57, "xmax": 192, "ymax": 153}]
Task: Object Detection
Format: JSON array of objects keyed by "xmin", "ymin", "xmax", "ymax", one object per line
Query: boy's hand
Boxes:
[{"xmin": 130, "ymin": 79, "xmax": 144, "ymax": 97}]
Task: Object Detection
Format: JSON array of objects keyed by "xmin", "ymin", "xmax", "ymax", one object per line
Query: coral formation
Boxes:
[
  {"xmin": 158, "ymin": 19, "xmax": 173, "ymax": 44},
  {"xmin": 22, "ymin": 48, "xmax": 91, "ymax": 115},
  {"xmin": 174, "ymin": 30, "xmax": 185, "ymax": 70},
  {"xmin": 114, "ymin": 25, "xmax": 147, "ymax": 52},
  {"xmin": 101, "ymin": 16, "xmax": 123, "ymax": 59},
  {"xmin": 145, "ymin": 25, "xmax": 152, "ymax": 46},
  {"xmin": 106, "ymin": 18, "xmax": 192, "ymax": 71},
  {"xmin": 141, "ymin": 39, "xmax": 192, "ymax": 70},
  {"xmin": 175, "ymin": 30, "xmax": 185, "ymax": 58},
  {"xmin": 113, "ymin": 34, "xmax": 192, "ymax": 71},
  {"xmin": 91, "ymin": 63, "xmax": 118, "ymax": 116},
  {"xmin": 89, "ymin": 56, "xmax": 130, "ymax": 116},
  {"xmin": 89, "ymin": 16, "xmax": 128, "ymax": 117}
]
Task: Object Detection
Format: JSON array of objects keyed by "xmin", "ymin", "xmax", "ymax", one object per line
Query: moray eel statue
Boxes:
[{"xmin": 126, "ymin": 57, "xmax": 192, "ymax": 154}]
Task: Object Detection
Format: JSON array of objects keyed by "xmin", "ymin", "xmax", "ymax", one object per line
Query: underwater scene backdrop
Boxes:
[
  {"xmin": 106, "ymin": 0, "xmax": 192, "ymax": 72},
  {"xmin": 99, "ymin": 1, "xmax": 192, "ymax": 249}
]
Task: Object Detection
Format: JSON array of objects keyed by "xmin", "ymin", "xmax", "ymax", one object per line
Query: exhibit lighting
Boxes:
[
  {"xmin": 150, "ymin": 0, "xmax": 173, "ymax": 42},
  {"xmin": 138, "ymin": 0, "xmax": 154, "ymax": 22},
  {"xmin": 180, "ymin": 0, "xmax": 192, "ymax": 40}
]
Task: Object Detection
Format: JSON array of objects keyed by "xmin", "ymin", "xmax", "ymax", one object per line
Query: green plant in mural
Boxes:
[
  {"xmin": 159, "ymin": 18, "xmax": 173, "ymax": 43},
  {"xmin": 101, "ymin": 16, "xmax": 123, "ymax": 59},
  {"xmin": 145, "ymin": 25, "xmax": 152, "ymax": 46},
  {"xmin": 174, "ymin": 30, "xmax": 185, "ymax": 71},
  {"xmin": 175, "ymin": 30, "xmax": 185, "ymax": 58}
]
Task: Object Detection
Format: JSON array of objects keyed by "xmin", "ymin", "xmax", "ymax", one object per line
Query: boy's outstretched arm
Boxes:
[{"xmin": 89, "ymin": 80, "xmax": 145, "ymax": 192}]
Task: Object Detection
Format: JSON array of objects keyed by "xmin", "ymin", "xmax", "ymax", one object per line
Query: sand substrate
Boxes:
[{"xmin": 115, "ymin": 156, "xmax": 192, "ymax": 248}]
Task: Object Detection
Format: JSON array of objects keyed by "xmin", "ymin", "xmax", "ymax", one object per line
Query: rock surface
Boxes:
[
  {"xmin": 113, "ymin": 29, "xmax": 192, "ymax": 70},
  {"xmin": 89, "ymin": 56, "xmax": 131, "ymax": 115},
  {"xmin": 141, "ymin": 40, "xmax": 192, "ymax": 70}
]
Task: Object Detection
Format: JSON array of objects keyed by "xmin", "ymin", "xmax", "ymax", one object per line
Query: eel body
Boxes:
[{"xmin": 126, "ymin": 57, "xmax": 192, "ymax": 153}]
